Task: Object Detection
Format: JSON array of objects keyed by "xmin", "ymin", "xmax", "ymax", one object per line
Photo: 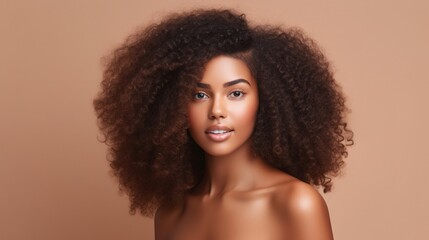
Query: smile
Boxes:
[
  {"xmin": 205, "ymin": 126, "xmax": 234, "ymax": 142},
  {"xmin": 205, "ymin": 130, "xmax": 234, "ymax": 142}
]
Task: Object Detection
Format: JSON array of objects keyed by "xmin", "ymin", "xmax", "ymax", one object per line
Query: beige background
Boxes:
[{"xmin": 1, "ymin": 0, "xmax": 428, "ymax": 239}]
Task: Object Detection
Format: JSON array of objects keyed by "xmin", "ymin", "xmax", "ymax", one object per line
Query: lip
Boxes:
[{"xmin": 205, "ymin": 125, "xmax": 234, "ymax": 142}]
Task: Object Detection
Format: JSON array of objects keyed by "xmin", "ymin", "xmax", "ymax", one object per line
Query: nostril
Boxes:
[{"xmin": 209, "ymin": 112, "xmax": 226, "ymax": 119}]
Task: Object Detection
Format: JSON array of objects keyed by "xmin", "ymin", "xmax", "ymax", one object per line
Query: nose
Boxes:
[{"xmin": 208, "ymin": 95, "xmax": 227, "ymax": 120}]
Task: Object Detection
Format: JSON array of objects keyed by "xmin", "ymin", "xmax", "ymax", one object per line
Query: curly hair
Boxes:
[{"xmin": 93, "ymin": 9, "xmax": 353, "ymax": 217}]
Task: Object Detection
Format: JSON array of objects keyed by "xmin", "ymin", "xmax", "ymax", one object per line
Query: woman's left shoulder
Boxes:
[
  {"xmin": 273, "ymin": 179, "xmax": 328, "ymax": 215},
  {"xmin": 271, "ymin": 178, "xmax": 334, "ymax": 239},
  {"xmin": 273, "ymin": 179, "xmax": 329, "ymax": 214}
]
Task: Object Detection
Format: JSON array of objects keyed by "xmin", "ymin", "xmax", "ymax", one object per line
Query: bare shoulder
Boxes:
[
  {"xmin": 272, "ymin": 179, "xmax": 334, "ymax": 240},
  {"xmin": 274, "ymin": 180, "xmax": 328, "ymax": 213}
]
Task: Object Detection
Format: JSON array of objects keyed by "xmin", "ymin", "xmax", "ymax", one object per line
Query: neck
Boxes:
[{"xmin": 196, "ymin": 143, "xmax": 267, "ymax": 199}]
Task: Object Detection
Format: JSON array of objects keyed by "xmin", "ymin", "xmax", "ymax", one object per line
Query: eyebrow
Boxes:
[{"xmin": 196, "ymin": 79, "xmax": 251, "ymax": 89}]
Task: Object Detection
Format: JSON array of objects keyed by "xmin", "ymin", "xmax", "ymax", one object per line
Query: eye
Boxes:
[
  {"xmin": 192, "ymin": 91, "xmax": 209, "ymax": 100},
  {"xmin": 228, "ymin": 90, "xmax": 246, "ymax": 99}
]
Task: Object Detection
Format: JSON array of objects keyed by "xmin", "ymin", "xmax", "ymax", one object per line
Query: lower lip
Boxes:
[{"xmin": 206, "ymin": 131, "xmax": 233, "ymax": 142}]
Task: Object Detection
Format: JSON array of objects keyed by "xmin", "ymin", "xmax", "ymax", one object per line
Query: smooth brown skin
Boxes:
[{"xmin": 155, "ymin": 56, "xmax": 334, "ymax": 240}]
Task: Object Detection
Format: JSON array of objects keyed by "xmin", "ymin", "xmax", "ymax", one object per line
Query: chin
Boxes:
[
  {"xmin": 200, "ymin": 140, "xmax": 252, "ymax": 159},
  {"xmin": 202, "ymin": 146, "xmax": 235, "ymax": 158}
]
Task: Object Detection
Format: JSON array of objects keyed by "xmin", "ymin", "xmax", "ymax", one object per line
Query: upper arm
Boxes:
[
  {"xmin": 154, "ymin": 203, "xmax": 182, "ymax": 240},
  {"xmin": 276, "ymin": 181, "xmax": 334, "ymax": 240},
  {"xmin": 154, "ymin": 205, "xmax": 166, "ymax": 240},
  {"xmin": 154, "ymin": 204, "xmax": 174, "ymax": 240}
]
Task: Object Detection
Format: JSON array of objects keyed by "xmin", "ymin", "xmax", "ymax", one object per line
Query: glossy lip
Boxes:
[{"xmin": 205, "ymin": 125, "xmax": 234, "ymax": 142}]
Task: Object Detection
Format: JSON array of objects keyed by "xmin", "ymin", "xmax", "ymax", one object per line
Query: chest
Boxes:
[{"xmin": 168, "ymin": 194, "xmax": 285, "ymax": 240}]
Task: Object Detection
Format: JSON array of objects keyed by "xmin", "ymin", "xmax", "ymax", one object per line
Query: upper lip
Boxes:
[{"xmin": 205, "ymin": 125, "xmax": 233, "ymax": 133}]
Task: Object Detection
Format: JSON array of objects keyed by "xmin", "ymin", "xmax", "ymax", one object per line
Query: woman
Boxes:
[{"xmin": 93, "ymin": 9, "xmax": 353, "ymax": 240}]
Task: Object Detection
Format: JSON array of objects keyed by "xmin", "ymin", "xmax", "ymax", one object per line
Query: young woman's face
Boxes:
[{"xmin": 187, "ymin": 55, "xmax": 259, "ymax": 157}]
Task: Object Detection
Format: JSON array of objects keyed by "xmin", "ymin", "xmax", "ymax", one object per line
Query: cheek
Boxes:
[
  {"xmin": 187, "ymin": 104, "xmax": 204, "ymax": 131},
  {"xmin": 229, "ymin": 97, "xmax": 259, "ymax": 126}
]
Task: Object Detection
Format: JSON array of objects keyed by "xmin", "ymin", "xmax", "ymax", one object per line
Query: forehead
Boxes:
[{"xmin": 200, "ymin": 55, "xmax": 255, "ymax": 85}]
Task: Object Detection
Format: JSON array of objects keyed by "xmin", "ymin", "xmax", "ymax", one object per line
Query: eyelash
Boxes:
[{"xmin": 192, "ymin": 90, "xmax": 246, "ymax": 100}]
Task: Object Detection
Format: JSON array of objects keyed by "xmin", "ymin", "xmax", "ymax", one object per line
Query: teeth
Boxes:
[{"xmin": 209, "ymin": 130, "xmax": 229, "ymax": 134}]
